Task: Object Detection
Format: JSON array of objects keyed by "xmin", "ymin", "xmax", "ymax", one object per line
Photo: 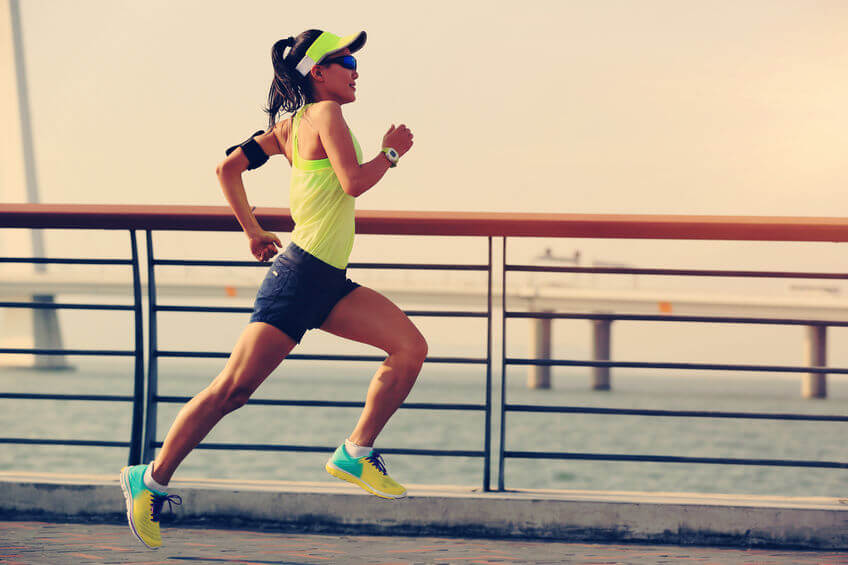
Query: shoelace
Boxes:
[
  {"xmin": 150, "ymin": 493, "xmax": 182, "ymax": 522},
  {"xmin": 365, "ymin": 451, "xmax": 388, "ymax": 475}
]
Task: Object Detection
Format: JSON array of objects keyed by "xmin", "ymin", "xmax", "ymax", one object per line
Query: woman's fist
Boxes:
[
  {"xmin": 382, "ymin": 124, "xmax": 414, "ymax": 157},
  {"xmin": 249, "ymin": 230, "xmax": 282, "ymax": 262}
]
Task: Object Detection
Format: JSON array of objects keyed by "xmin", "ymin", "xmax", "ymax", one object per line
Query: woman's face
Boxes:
[{"xmin": 314, "ymin": 48, "xmax": 359, "ymax": 104}]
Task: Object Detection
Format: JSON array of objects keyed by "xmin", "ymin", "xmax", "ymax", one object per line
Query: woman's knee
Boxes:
[
  {"xmin": 409, "ymin": 332, "xmax": 428, "ymax": 364},
  {"xmin": 207, "ymin": 376, "xmax": 253, "ymax": 415},
  {"xmin": 222, "ymin": 389, "xmax": 251, "ymax": 414},
  {"xmin": 391, "ymin": 331, "xmax": 428, "ymax": 375}
]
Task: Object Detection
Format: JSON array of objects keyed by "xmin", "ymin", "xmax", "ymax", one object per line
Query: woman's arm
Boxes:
[
  {"xmin": 310, "ymin": 101, "xmax": 414, "ymax": 197},
  {"xmin": 215, "ymin": 132, "xmax": 283, "ymax": 261}
]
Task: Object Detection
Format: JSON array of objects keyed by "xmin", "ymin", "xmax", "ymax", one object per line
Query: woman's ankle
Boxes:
[{"xmin": 145, "ymin": 461, "xmax": 170, "ymax": 491}]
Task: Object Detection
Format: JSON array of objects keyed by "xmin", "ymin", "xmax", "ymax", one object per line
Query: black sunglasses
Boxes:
[{"xmin": 320, "ymin": 55, "xmax": 357, "ymax": 71}]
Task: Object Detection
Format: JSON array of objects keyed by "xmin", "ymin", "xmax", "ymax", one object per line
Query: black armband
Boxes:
[{"xmin": 225, "ymin": 130, "xmax": 268, "ymax": 170}]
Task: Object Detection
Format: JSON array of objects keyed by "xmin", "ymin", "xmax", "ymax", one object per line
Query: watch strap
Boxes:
[{"xmin": 382, "ymin": 147, "xmax": 399, "ymax": 167}]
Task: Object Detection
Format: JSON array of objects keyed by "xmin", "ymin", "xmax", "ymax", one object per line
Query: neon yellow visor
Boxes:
[{"xmin": 295, "ymin": 30, "xmax": 367, "ymax": 76}]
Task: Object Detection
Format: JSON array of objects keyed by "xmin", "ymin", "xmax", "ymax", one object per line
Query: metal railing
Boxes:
[
  {"xmin": 142, "ymin": 230, "xmax": 494, "ymax": 489},
  {"xmin": 0, "ymin": 229, "xmax": 146, "ymax": 464},
  {"xmin": 1, "ymin": 204, "xmax": 847, "ymax": 491},
  {"xmin": 498, "ymin": 245, "xmax": 848, "ymax": 490}
]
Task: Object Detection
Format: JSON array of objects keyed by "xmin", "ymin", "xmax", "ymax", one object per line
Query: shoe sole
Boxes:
[
  {"xmin": 325, "ymin": 461, "xmax": 407, "ymax": 499},
  {"xmin": 119, "ymin": 467, "xmax": 159, "ymax": 550}
]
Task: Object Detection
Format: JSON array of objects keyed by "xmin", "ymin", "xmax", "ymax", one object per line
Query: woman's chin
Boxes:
[{"xmin": 334, "ymin": 91, "xmax": 356, "ymax": 105}]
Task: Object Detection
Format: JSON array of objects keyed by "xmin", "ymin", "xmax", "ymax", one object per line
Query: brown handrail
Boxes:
[{"xmin": 1, "ymin": 203, "xmax": 847, "ymax": 242}]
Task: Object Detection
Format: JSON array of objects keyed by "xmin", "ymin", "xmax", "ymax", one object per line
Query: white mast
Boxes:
[{"xmin": 1, "ymin": 0, "xmax": 68, "ymax": 369}]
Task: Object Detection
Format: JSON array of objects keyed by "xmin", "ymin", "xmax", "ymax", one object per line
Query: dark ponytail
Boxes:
[{"xmin": 265, "ymin": 29, "xmax": 323, "ymax": 130}]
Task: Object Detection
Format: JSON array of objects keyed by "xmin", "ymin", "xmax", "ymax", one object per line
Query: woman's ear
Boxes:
[{"xmin": 310, "ymin": 66, "xmax": 324, "ymax": 82}]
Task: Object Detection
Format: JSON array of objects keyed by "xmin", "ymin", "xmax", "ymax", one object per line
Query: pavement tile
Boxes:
[{"xmin": 1, "ymin": 521, "xmax": 847, "ymax": 564}]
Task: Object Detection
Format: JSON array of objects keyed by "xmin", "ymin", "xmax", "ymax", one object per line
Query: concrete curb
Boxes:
[{"xmin": 2, "ymin": 472, "xmax": 847, "ymax": 549}]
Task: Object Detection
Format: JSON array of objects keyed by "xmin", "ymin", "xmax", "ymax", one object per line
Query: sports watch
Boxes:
[{"xmin": 382, "ymin": 147, "xmax": 400, "ymax": 168}]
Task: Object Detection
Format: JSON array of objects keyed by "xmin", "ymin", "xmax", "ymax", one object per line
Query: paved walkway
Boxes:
[{"xmin": 1, "ymin": 521, "xmax": 847, "ymax": 564}]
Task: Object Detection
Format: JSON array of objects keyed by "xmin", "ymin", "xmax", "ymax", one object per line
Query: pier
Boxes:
[
  {"xmin": 1, "ymin": 205, "xmax": 847, "ymax": 552},
  {"xmin": 2, "ymin": 471, "xmax": 848, "ymax": 551}
]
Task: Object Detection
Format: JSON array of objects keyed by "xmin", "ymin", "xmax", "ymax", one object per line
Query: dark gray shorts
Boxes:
[{"xmin": 249, "ymin": 243, "xmax": 359, "ymax": 343}]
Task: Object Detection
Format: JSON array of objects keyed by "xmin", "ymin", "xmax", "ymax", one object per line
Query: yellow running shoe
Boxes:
[
  {"xmin": 325, "ymin": 445, "xmax": 407, "ymax": 499},
  {"xmin": 119, "ymin": 465, "xmax": 181, "ymax": 549}
]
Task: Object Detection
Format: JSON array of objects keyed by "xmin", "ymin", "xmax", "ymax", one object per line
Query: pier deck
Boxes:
[
  {"xmin": 2, "ymin": 520, "xmax": 847, "ymax": 564},
  {"xmin": 1, "ymin": 472, "xmax": 846, "ymax": 553}
]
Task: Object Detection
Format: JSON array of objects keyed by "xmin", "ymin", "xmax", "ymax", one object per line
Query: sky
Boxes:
[
  {"xmin": 2, "ymin": 0, "xmax": 847, "ymax": 275},
  {"xmin": 4, "ymin": 0, "xmax": 848, "ymax": 216}
]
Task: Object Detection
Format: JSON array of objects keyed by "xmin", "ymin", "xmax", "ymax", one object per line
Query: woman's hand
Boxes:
[
  {"xmin": 248, "ymin": 230, "xmax": 282, "ymax": 262},
  {"xmin": 382, "ymin": 124, "xmax": 414, "ymax": 157}
]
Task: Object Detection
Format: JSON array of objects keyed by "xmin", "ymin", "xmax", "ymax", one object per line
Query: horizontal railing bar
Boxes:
[
  {"xmin": 156, "ymin": 350, "xmax": 243, "ymax": 359},
  {"xmin": 153, "ymin": 259, "xmax": 269, "ymax": 267},
  {"xmin": 404, "ymin": 310, "xmax": 488, "ymax": 318},
  {"xmin": 153, "ymin": 258, "xmax": 489, "ymax": 271},
  {"xmin": 365, "ymin": 447, "xmax": 485, "ymax": 457},
  {"xmin": 290, "ymin": 354, "xmax": 489, "ymax": 365},
  {"xmin": 156, "ymin": 305, "xmax": 253, "ymax": 313},
  {"xmin": 154, "ymin": 442, "xmax": 483, "ymax": 457},
  {"xmin": 504, "ymin": 450, "xmax": 848, "ymax": 469},
  {"xmin": 347, "ymin": 262, "xmax": 489, "ymax": 271},
  {"xmin": 157, "ymin": 350, "xmax": 487, "ymax": 364},
  {"xmin": 154, "ymin": 305, "xmax": 488, "ymax": 319},
  {"xmin": 505, "ymin": 404, "xmax": 848, "ymax": 422},
  {"xmin": 156, "ymin": 396, "xmax": 486, "ymax": 411},
  {"xmin": 0, "ymin": 438, "xmax": 129, "ymax": 447},
  {"xmin": 0, "ymin": 257, "xmax": 132, "ymax": 265},
  {"xmin": 0, "ymin": 348, "xmax": 135, "ymax": 356},
  {"xmin": 506, "ymin": 357, "xmax": 848, "ymax": 374},
  {"xmin": 5, "ymin": 205, "xmax": 848, "ymax": 241},
  {"xmin": 506, "ymin": 264, "xmax": 848, "ymax": 280},
  {"xmin": 506, "ymin": 311, "xmax": 848, "ymax": 327},
  {"xmin": 0, "ymin": 301, "xmax": 134, "ymax": 311},
  {"xmin": 0, "ymin": 393, "xmax": 133, "ymax": 402}
]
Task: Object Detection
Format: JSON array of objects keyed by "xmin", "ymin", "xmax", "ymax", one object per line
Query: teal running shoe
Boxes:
[
  {"xmin": 119, "ymin": 464, "xmax": 181, "ymax": 549},
  {"xmin": 325, "ymin": 445, "xmax": 407, "ymax": 499}
]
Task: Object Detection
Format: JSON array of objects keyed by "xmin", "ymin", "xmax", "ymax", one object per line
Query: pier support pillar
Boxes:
[
  {"xmin": 0, "ymin": 295, "xmax": 71, "ymax": 369},
  {"xmin": 803, "ymin": 325, "xmax": 827, "ymax": 399},
  {"xmin": 528, "ymin": 311, "xmax": 552, "ymax": 389},
  {"xmin": 592, "ymin": 319, "xmax": 612, "ymax": 391},
  {"xmin": 31, "ymin": 295, "xmax": 71, "ymax": 370}
]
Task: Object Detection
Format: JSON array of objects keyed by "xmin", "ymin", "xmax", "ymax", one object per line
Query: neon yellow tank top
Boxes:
[{"xmin": 289, "ymin": 103, "xmax": 363, "ymax": 269}]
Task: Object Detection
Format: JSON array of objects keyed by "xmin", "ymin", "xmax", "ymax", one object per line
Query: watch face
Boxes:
[{"xmin": 388, "ymin": 149, "xmax": 399, "ymax": 159}]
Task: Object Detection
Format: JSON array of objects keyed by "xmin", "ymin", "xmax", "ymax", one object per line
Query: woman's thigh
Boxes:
[
  {"xmin": 214, "ymin": 321, "xmax": 297, "ymax": 395},
  {"xmin": 319, "ymin": 286, "xmax": 425, "ymax": 354}
]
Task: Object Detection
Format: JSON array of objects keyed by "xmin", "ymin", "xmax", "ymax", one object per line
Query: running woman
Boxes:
[{"xmin": 120, "ymin": 29, "xmax": 425, "ymax": 549}]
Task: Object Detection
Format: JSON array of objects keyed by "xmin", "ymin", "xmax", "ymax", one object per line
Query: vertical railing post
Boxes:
[
  {"xmin": 497, "ymin": 236, "xmax": 507, "ymax": 491},
  {"xmin": 142, "ymin": 230, "xmax": 159, "ymax": 463},
  {"xmin": 528, "ymin": 312, "xmax": 552, "ymax": 389},
  {"xmin": 128, "ymin": 230, "xmax": 145, "ymax": 465},
  {"xmin": 592, "ymin": 319, "xmax": 612, "ymax": 390},
  {"xmin": 803, "ymin": 324, "xmax": 827, "ymax": 399},
  {"xmin": 483, "ymin": 236, "xmax": 493, "ymax": 491}
]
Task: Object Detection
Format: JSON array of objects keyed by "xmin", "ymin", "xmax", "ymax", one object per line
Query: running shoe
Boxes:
[
  {"xmin": 119, "ymin": 464, "xmax": 182, "ymax": 549},
  {"xmin": 325, "ymin": 445, "xmax": 407, "ymax": 499}
]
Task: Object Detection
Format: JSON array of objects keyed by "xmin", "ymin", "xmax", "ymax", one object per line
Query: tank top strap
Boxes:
[
  {"xmin": 292, "ymin": 104, "xmax": 332, "ymax": 171},
  {"xmin": 292, "ymin": 104, "xmax": 363, "ymax": 170},
  {"xmin": 291, "ymin": 109, "xmax": 301, "ymax": 164}
]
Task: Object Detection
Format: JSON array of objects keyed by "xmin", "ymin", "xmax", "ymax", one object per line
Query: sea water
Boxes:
[{"xmin": 3, "ymin": 354, "xmax": 847, "ymax": 498}]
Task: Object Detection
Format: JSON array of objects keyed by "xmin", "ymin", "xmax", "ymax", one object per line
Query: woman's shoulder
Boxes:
[
  {"xmin": 245, "ymin": 120, "xmax": 287, "ymax": 163},
  {"xmin": 271, "ymin": 118, "xmax": 292, "ymax": 164},
  {"xmin": 305, "ymin": 100, "xmax": 344, "ymax": 123},
  {"xmin": 307, "ymin": 100, "xmax": 342, "ymax": 112}
]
